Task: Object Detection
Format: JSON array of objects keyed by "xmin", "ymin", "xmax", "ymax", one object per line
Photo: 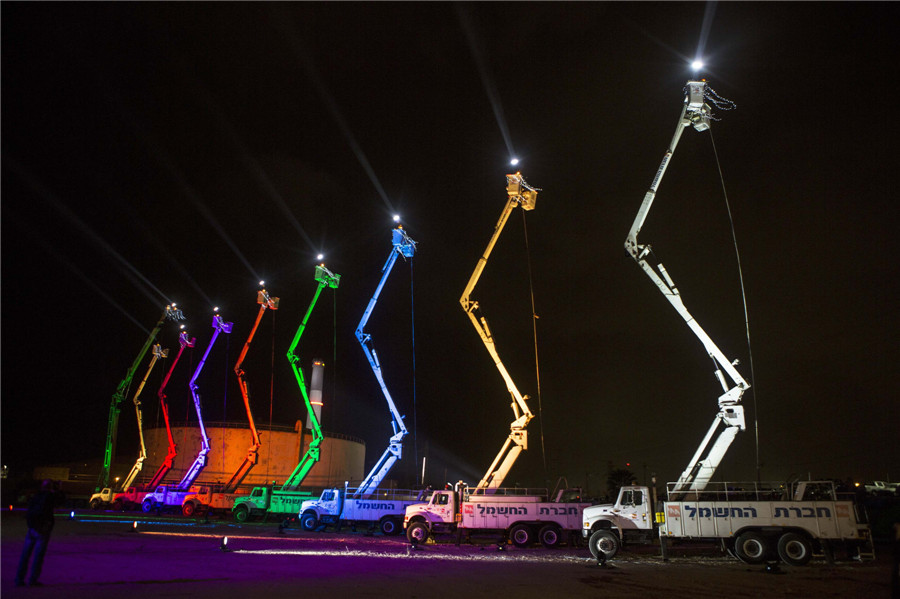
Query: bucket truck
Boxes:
[
  {"xmin": 142, "ymin": 311, "xmax": 232, "ymax": 513},
  {"xmin": 583, "ymin": 81, "xmax": 873, "ymax": 565},
  {"xmin": 96, "ymin": 304, "xmax": 184, "ymax": 493},
  {"xmin": 90, "ymin": 343, "xmax": 168, "ymax": 509},
  {"xmin": 182, "ymin": 286, "xmax": 278, "ymax": 517},
  {"xmin": 404, "ymin": 175, "xmax": 590, "ymax": 547},
  {"xmin": 232, "ymin": 265, "xmax": 339, "ymax": 522},
  {"xmin": 110, "ymin": 331, "xmax": 196, "ymax": 510},
  {"xmin": 300, "ymin": 226, "xmax": 421, "ymax": 536}
]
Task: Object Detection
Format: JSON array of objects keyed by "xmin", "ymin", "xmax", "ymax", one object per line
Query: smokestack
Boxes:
[{"xmin": 309, "ymin": 360, "xmax": 325, "ymax": 428}]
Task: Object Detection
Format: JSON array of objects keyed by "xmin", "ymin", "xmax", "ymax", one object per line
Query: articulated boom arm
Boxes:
[
  {"xmin": 624, "ymin": 81, "xmax": 749, "ymax": 494},
  {"xmin": 226, "ymin": 287, "xmax": 280, "ymax": 492},
  {"xmin": 177, "ymin": 313, "xmax": 233, "ymax": 490},
  {"xmin": 146, "ymin": 331, "xmax": 195, "ymax": 490},
  {"xmin": 119, "ymin": 344, "xmax": 169, "ymax": 492},
  {"xmin": 353, "ymin": 227, "xmax": 416, "ymax": 497},
  {"xmin": 283, "ymin": 265, "xmax": 340, "ymax": 490},
  {"xmin": 97, "ymin": 303, "xmax": 185, "ymax": 492},
  {"xmin": 461, "ymin": 173, "xmax": 538, "ymax": 492}
]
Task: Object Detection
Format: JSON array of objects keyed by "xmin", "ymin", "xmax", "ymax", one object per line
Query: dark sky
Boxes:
[{"xmin": 2, "ymin": 2, "xmax": 897, "ymax": 492}]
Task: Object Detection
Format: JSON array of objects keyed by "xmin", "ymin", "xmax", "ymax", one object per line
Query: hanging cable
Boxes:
[
  {"xmin": 521, "ymin": 209, "xmax": 547, "ymax": 474},
  {"xmin": 409, "ymin": 257, "xmax": 418, "ymax": 484},
  {"xmin": 332, "ymin": 285, "xmax": 338, "ymax": 424},
  {"xmin": 709, "ymin": 128, "xmax": 760, "ymax": 481},
  {"xmin": 222, "ymin": 331, "xmax": 230, "ymax": 475},
  {"xmin": 184, "ymin": 348, "xmax": 195, "ymax": 426},
  {"xmin": 266, "ymin": 309, "xmax": 275, "ymax": 484}
]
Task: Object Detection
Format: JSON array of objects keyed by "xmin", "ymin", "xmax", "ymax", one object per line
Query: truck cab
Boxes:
[
  {"xmin": 582, "ymin": 486, "xmax": 657, "ymax": 560},
  {"xmin": 403, "ymin": 489, "xmax": 456, "ymax": 534},
  {"xmin": 89, "ymin": 488, "xmax": 114, "ymax": 510},
  {"xmin": 300, "ymin": 487, "xmax": 343, "ymax": 529}
]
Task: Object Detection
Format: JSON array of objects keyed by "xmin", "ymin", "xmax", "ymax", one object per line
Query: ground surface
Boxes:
[{"xmin": 2, "ymin": 509, "xmax": 895, "ymax": 598}]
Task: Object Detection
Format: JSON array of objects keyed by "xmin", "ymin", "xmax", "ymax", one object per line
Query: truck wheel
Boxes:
[
  {"xmin": 301, "ymin": 512, "xmax": 319, "ymax": 532},
  {"xmin": 777, "ymin": 532, "xmax": 812, "ymax": 566},
  {"xmin": 406, "ymin": 521, "xmax": 430, "ymax": 544},
  {"xmin": 509, "ymin": 524, "xmax": 534, "ymax": 548},
  {"xmin": 141, "ymin": 499, "xmax": 154, "ymax": 513},
  {"xmin": 380, "ymin": 517, "xmax": 401, "ymax": 536},
  {"xmin": 588, "ymin": 530, "xmax": 620, "ymax": 560},
  {"xmin": 182, "ymin": 502, "xmax": 196, "ymax": 517},
  {"xmin": 538, "ymin": 524, "xmax": 561, "ymax": 548},
  {"xmin": 90, "ymin": 498, "xmax": 102, "ymax": 511},
  {"xmin": 734, "ymin": 531, "xmax": 769, "ymax": 564},
  {"xmin": 233, "ymin": 504, "xmax": 250, "ymax": 523}
]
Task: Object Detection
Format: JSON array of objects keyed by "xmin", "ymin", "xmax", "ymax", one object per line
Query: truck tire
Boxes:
[
  {"xmin": 588, "ymin": 530, "xmax": 620, "ymax": 560},
  {"xmin": 509, "ymin": 523, "xmax": 534, "ymax": 548},
  {"xmin": 90, "ymin": 498, "xmax": 102, "ymax": 511},
  {"xmin": 233, "ymin": 504, "xmax": 251, "ymax": 523},
  {"xmin": 182, "ymin": 502, "xmax": 196, "ymax": 517},
  {"xmin": 380, "ymin": 517, "xmax": 401, "ymax": 536},
  {"xmin": 734, "ymin": 531, "xmax": 769, "ymax": 564},
  {"xmin": 406, "ymin": 521, "xmax": 430, "ymax": 544},
  {"xmin": 141, "ymin": 498, "xmax": 154, "ymax": 513},
  {"xmin": 538, "ymin": 524, "xmax": 562, "ymax": 548},
  {"xmin": 777, "ymin": 532, "xmax": 812, "ymax": 566},
  {"xmin": 300, "ymin": 512, "xmax": 319, "ymax": 532}
]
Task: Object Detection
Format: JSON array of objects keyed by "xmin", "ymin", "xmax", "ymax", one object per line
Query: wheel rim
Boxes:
[
  {"xmin": 783, "ymin": 539, "xmax": 807, "ymax": 560},
  {"xmin": 596, "ymin": 537, "xmax": 615, "ymax": 554},
  {"xmin": 743, "ymin": 539, "xmax": 764, "ymax": 559},
  {"xmin": 512, "ymin": 529, "xmax": 529, "ymax": 544},
  {"xmin": 782, "ymin": 539, "xmax": 808, "ymax": 562},
  {"xmin": 411, "ymin": 525, "xmax": 427, "ymax": 542}
]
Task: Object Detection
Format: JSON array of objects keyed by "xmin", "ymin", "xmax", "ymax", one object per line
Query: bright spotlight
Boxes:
[
  {"xmin": 691, "ymin": 59, "xmax": 704, "ymax": 71},
  {"xmin": 213, "ymin": 306, "xmax": 219, "ymax": 313},
  {"xmin": 259, "ymin": 280, "xmax": 265, "ymax": 286},
  {"xmin": 316, "ymin": 253, "xmax": 324, "ymax": 261},
  {"xmin": 510, "ymin": 158, "xmax": 519, "ymax": 166},
  {"xmin": 392, "ymin": 214, "xmax": 401, "ymax": 223}
]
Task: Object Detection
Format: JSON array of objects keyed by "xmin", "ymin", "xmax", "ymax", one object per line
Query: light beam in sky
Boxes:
[
  {"xmin": 455, "ymin": 4, "xmax": 518, "ymax": 165},
  {"xmin": 7, "ymin": 159, "xmax": 173, "ymax": 309},
  {"xmin": 272, "ymin": 6, "xmax": 397, "ymax": 217},
  {"xmin": 694, "ymin": 1, "xmax": 717, "ymax": 71}
]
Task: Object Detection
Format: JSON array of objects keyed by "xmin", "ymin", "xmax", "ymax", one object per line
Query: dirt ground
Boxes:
[{"xmin": 2, "ymin": 509, "xmax": 895, "ymax": 598}]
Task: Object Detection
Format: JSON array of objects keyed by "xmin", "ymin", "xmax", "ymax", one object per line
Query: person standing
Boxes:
[{"xmin": 15, "ymin": 479, "xmax": 59, "ymax": 587}]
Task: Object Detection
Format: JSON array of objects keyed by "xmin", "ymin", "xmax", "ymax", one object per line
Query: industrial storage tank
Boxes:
[{"xmin": 143, "ymin": 420, "xmax": 364, "ymax": 491}]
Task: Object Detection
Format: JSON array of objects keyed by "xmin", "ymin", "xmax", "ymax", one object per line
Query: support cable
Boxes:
[
  {"xmin": 267, "ymin": 310, "xmax": 276, "ymax": 484},
  {"xmin": 410, "ymin": 258, "xmax": 418, "ymax": 484},
  {"xmin": 222, "ymin": 333, "xmax": 230, "ymax": 477},
  {"xmin": 333, "ymin": 286, "xmax": 338, "ymax": 424},
  {"xmin": 709, "ymin": 128, "xmax": 760, "ymax": 480},
  {"xmin": 521, "ymin": 210, "xmax": 546, "ymax": 474}
]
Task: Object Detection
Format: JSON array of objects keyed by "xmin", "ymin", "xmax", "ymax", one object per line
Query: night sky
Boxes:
[{"xmin": 3, "ymin": 2, "xmax": 897, "ymax": 493}]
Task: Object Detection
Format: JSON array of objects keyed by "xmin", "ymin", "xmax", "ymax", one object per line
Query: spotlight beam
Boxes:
[
  {"xmin": 273, "ymin": 7, "xmax": 397, "ymax": 216},
  {"xmin": 456, "ymin": 4, "xmax": 517, "ymax": 161}
]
